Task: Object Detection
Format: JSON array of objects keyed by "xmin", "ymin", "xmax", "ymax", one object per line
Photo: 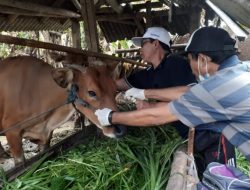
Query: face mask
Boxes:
[{"xmin": 197, "ymin": 57, "xmax": 210, "ymax": 82}]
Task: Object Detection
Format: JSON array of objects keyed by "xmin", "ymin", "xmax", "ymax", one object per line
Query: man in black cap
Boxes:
[{"xmin": 95, "ymin": 27, "xmax": 250, "ymax": 173}]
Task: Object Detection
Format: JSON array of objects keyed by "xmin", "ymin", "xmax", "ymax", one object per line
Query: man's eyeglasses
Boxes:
[{"xmin": 141, "ymin": 38, "xmax": 154, "ymax": 47}]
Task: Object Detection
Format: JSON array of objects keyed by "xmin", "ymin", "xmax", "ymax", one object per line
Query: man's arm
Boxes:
[
  {"xmin": 145, "ymin": 86, "xmax": 190, "ymax": 101},
  {"xmin": 135, "ymin": 100, "xmax": 167, "ymax": 110},
  {"xmin": 111, "ymin": 103, "xmax": 178, "ymax": 126}
]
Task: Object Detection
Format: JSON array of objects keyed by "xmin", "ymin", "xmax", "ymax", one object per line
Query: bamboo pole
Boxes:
[{"xmin": 0, "ymin": 34, "xmax": 147, "ymax": 67}]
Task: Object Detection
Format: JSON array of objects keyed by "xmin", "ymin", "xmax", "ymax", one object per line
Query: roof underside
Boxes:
[
  {"xmin": 0, "ymin": 0, "xmax": 249, "ymax": 43},
  {"xmin": 0, "ymin": 17, "xmax": 71, "ymax": 31}
]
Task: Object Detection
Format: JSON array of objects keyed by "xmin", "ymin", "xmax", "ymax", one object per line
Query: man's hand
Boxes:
[
  {"xmin": 95, "ymin": 108, "xmax": 112, "ymax": 127},
  {"xmin": 124, "ymin": 88, "xmax": 146, "ymax": 101}
]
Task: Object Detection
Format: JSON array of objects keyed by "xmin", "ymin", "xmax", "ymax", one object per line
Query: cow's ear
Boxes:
[{"xmin": 51, "ymin": 68, "xmax": 73, "ymax": 88}]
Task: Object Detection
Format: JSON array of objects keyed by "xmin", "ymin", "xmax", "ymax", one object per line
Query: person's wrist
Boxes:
[{"xmin": 108, "ymin": 111, "xmax": 114, "ymax": 124}]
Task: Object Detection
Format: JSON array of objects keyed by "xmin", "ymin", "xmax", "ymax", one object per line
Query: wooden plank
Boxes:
[
  {"xmin": 0, "ymin": 0, "xmax": 80, "ymax": 18},
  {"xmin": 0, "ymin": 34, "xmax": 146, "ymax": 67},
  {"xmin": 80, "ymin": 0, "xmax": 99, "ymax": 52}
]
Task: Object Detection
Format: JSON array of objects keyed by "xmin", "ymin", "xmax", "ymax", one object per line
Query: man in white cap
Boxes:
[
  {"xmin": 116, "ymin": 27, "xmax": 196, "ymax": 93},
  {"xmin": 116, "ymin": 27, "xmax": 196, "ymax": 139}
]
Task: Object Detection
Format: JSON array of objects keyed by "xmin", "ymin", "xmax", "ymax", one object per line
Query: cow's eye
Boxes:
[{"xmin": 88, "ymin": 91, "xmax": 96, "ymax": 97}]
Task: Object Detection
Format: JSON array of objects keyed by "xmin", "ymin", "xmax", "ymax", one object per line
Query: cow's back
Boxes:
[{"xmin": 0, "ymin": 56, "xmax": 68, "ymax": 131}]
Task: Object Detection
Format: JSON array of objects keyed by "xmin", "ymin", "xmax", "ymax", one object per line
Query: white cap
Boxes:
[{"xmin": 131, "ymin": 27, "xmax": 171, "ymax": 47}]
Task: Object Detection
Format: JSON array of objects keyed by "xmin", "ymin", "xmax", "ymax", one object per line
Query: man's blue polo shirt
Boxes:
[
  {"xmin": 125, "ymin": 54, "xmax": 196, "ymax": 138},
  {"xmin": 126, "ymin": 54, "xmax": 196, "ymax": 89}
]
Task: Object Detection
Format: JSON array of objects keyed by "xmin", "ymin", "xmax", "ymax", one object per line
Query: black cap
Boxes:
[{"xmin": 185, "ymin": 27, "xmax": 236, "ymax": 53}]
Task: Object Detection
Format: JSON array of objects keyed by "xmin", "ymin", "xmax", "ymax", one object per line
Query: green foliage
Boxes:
[
  {"xmin": 79, "ymin": 21, "xmax": 87, "ymax": 49},
  {"xmin": 2, "ymin": 127, "xmax": 183, "ymax": 190},
  {"xmin": 0, "ymin": 43, "xmax": 10, "ymax": 58},
  {"xmin": 236, "ymin": 149, "xmax": 250, "ymax": 176},
  {"xmin": 0, "ymin": 31, "xmax": 37, "ymax": 59},
  {"xmin": 109, "ymin": 39, "xmax": 133, "ymax": 54}
]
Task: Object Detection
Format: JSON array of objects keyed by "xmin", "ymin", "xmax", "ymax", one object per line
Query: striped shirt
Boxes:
[{"xmin": 169, "ymin": 55, "xmax": 250, "ymax": 161}]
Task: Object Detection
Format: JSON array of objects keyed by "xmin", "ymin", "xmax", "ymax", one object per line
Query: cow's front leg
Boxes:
[
  {"xmin": 38, "ymin": 141, "xmax": 50, "ymax": 152},
  {"xmin": 38, "ymin": 131, "xmax": 52, "ymax": 153},
  {"xmin": 5, "ymin": 132, "xmax": 24, "ymax": 165}
]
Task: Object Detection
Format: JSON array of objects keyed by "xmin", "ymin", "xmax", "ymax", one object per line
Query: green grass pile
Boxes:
[{"xmin": 1, "ymin": 126, "xmax": 183, "ymax": 190}]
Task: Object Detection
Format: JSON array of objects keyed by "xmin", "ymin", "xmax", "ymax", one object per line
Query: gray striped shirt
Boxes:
[{"xmin": 169, "ymin": 56, "xmax": 250, "ymax": 161}]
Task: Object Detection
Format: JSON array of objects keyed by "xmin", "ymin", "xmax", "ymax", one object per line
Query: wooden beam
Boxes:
[
  {"xmin": 0, "ymin": 34, "xmax": 146, "ymax": 67},
  {"xmin": 106, "ymin": 0, "xmax": 123, "ymax": 14},
  {"xmin": 0, "ymin": 5, "xmax": 70, "ymax": 18},
  {"xmin": 97, "ymin": 1, "xmax": 164, "ymax": 14},
  {"xmin": 80, "ymin": 0, "xmax": 99, "ymax": 52},
  {"xmin": 0, "ymin": 0, "xmax": 81, "ymax": 18},
  {"xmin": 71, "ymin": 19, "xmax": 81, "ymax": 48},
  {"xmin": 96, "ymin": 9, "xmax": 189, "ymax": 21},
  {"xmin": 7, "ymin": 14, "xmax": 19, "ymax": 24},
  {"xmin": 40, "ymin": 0, "xmax": 68, "ymax": 25},
  {"xmin": 99, "ymin": 19, "xmax": 136, "ymax": 25},
  {"xmin": 71, "ymin": 0, "xmax": 81, "ymax": 11}
]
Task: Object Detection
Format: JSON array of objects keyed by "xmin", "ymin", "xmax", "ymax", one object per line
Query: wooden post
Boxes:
[
  {"xmin": 166, "ymin": 146, "xmax": 187, "ymax": 190},
  {"xmin": 80, "ymin": 0, "xmax": 99, "ymax": 52},
  {"xmin": 188, "ymin": 1, "xmax": 201, "ymax": 34},
  {"xmin": 71, "ymin": 19, "xmax": 81, "ymax": 49},
  {"xmin": 145, "ymin": 0, "xmax": 152, "ymax": 28},
  {"xmin": 187, "ymin": 128, "xmax": 195, "ymax": 156}
]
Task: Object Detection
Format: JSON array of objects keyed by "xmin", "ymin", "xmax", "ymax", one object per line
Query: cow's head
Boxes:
[{"xmin": 51, "ymin": 60, "xmax": 126, "ymax": 138}]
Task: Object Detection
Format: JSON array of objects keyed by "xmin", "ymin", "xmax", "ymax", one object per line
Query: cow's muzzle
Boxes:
[{"xmin": 113, "ymin": 125, "xmax": 127, "ymax": 138}]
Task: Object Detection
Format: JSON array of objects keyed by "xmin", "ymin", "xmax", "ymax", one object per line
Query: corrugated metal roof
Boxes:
[
  {"xmin": 0, "ymin": 17, "xmax": 71, "ymax": 32},
  {"xmin": 99, "ymin": 21, "xmax": 137, "ymax": 42}
]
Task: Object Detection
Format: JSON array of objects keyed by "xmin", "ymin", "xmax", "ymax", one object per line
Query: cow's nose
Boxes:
[{"xmin": 113, "ymin": 125, "xmax": 127, "ymax": 138}]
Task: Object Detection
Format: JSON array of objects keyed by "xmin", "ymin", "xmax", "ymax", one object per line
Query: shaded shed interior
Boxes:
[{"xmin": 1, "ymin": 0, "xmax": 249, "ymax": 43}]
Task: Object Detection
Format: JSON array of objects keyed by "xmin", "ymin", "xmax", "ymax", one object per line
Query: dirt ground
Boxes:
[{"xmin": 0, "ymin": 121, "xmax": 77, "ymax": 171}]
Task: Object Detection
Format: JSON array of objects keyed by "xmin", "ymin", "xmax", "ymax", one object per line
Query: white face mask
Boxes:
[{"xmin": 197, "ymin": 57, "xmax": 210, "ymax": 82}]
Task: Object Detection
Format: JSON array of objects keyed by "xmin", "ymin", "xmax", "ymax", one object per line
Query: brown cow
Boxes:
[{"xmin": 0, "ymin": 56, "xmax": 126, "ymax": 165}]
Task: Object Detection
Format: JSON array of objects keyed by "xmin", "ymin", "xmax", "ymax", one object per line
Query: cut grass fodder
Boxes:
[{"xmin": 2, "ymin": 126, "xmax": 183, "ymax": 190}]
